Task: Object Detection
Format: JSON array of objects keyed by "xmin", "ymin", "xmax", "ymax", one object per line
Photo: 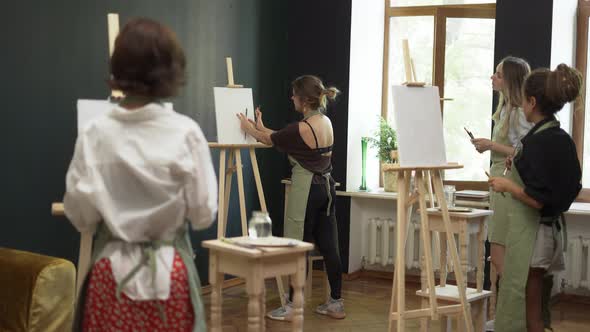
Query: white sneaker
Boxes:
[
  {"xmin": 266, "ymin": 300, "xmax": 293, "ymax": 321},
  {"xmin": 315, "ymin": 297, "xmax": 346, "ymax": 319}
]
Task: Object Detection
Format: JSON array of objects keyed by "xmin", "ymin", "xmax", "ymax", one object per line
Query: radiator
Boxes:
[
  {"xmin": 565, "ymin": 237, "xmax": 590, "ymax": 290},
  {"xmin": 364, "ymin": 215, "xmax": 480, "ymax": 272}
]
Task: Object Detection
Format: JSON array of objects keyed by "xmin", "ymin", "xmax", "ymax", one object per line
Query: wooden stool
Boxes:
[
  {"xmin": 416, "ymin": 208, "xmax": 493, "ymax": 332},
  {"xmin": 203, "ymin": 237, "xmax": 313, "ymax": 332}
]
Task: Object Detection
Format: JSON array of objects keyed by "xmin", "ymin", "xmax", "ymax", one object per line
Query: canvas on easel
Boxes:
[
  {"xmin": 391, "ymin": 85, "xmax": 447, "ymax": 167},
  {"xmin": 385, "ymin": 85, "xmax": 475, "ymax": 331},
  {"xmin": 213, "ymin": 87, "xmax": 256, "ymax": 144}
]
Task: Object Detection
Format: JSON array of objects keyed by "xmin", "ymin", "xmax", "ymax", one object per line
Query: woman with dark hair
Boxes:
[
  {"xmin": 237, "ymin": 75, "xmax": 345, "ymax": 321},
  {"xmin": 488, "ymin": 64, "xmax": 582, "ymax": 332},
  {"xmin": 64, "ymin": 18, "xmax": 216, "ymax": 331}
]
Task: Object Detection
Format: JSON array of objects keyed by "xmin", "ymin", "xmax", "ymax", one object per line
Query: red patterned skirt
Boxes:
[{"xmin": 82, "ymin": 253, "xmax": 194, "ymax": 331}]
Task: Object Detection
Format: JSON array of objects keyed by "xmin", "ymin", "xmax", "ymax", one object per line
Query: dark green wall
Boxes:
[{"xmin": 0, "ymin": 0, "xmax": 288, "ymax": 284}]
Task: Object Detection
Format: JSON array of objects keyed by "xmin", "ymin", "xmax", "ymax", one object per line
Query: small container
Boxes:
[
  {"xmin": 443, "ymin": 185, "xmax": 456, "ymax": 208},
  {"xmin": 248, "ymin": 211, "xmax": 272, "ymax": 239}
]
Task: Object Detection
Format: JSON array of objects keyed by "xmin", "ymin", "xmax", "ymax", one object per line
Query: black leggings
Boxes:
[{"xmin": 289, "ymin": 182, "xmax": 342, "ymax": 300}]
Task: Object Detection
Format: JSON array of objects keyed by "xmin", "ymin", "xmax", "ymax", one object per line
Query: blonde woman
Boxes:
[{"xmin": 471, "ymin": 56, "xmax": 532, "ymax": 275}]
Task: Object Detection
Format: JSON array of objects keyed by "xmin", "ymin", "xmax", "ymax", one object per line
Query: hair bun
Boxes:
[
  {"xmin": 323, "ymin": 87, "xmax": 341, "ymax": 101},
  {"xmin": 546, "ymin": 63, "xmax": 582, "ymax": 106}
]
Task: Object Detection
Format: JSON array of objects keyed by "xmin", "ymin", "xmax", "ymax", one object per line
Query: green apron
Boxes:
[
  {"xmin": 494, "ymin": 120, "xmax": 560, "ymax": 332},
  {"xmin": 73, "ymin": 223, "xmax": 206, "ymax": 332},
  {"xmin": 284, "ymin": 110, "xmax": 333, "ymax": 240},
  {"xmin": 489, "ymin": 108, "xmax": 519, "ymax": 245}
]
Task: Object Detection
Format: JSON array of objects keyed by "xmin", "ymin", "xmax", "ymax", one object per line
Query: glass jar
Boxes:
[
  {"xmin": 443, "ymin": 185, "xmax": 456, "ymax": 208},
  {"xmin": 248, "ymin": 211, "xmax": 272, "ymax": 239}
]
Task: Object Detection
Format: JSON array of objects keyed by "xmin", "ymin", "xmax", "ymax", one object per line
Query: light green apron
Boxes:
[
  {"xmin": 489, "ymin": 108, "xmax": 519, "ymax": 245},
  {"xmin": 73, "ymin": 223, "xmax": 206, "ymax": 332},
  {"xmin": 494, "ymin": 119, "xmax": 560, "ymax": 332},
  {"xmin": 284, "ymin": 110, "xmax": 333, "ymax": 240}
]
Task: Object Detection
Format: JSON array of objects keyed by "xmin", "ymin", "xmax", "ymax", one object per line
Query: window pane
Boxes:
[
  {"xmin": 583, "ymin": 17, "xmax": 590, "ymax": 187},
  {"xmin": 391, "ymin": 0, "xmax": 495, "ymax": 6},
  {"xmin": 443, "ymin": 18, "xmax": 495, "ymax": 181},
  {"xmin": 387, "ymin": 16, "xmax": 434, "ymax": 128}
]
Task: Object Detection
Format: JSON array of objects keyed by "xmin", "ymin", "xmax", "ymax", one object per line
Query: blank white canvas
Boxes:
[
  {"xmin": 77, "ymin": 99, "xmax": 172, "ymax": 133},
  {"xmin": 213, "ymin": 87, "xmax": 255, "ymax": 144},
  {"xmin": 391, "ymin": 85, "xmax": 447, "ymax": 167}
]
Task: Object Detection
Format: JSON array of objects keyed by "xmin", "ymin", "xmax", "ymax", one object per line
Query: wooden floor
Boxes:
[{"xmin": 203, "ymin": 273, "xmax": 590, "ymax": 331}]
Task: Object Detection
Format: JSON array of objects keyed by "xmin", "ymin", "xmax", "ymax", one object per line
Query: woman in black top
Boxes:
[
  {"xmin": 488, "ymin": 64, "xmax": 582, "ymax": 332},
  {"xmin": 237, "ymin": 75, "xmax": 345, "ymax": 321}
]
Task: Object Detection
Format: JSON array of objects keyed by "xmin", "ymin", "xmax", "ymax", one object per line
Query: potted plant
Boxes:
[{"xmin": 368, "ymin": 117, "xmax": 398, "ymax": 192}]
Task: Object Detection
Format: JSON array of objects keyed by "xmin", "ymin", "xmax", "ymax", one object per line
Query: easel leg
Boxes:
[
  {"xmin": 389, "ymin": 266, "xmax": 397, "ymax": 332},
  {"xmin": 416, "ymin": 172, "xmax": 438, "ymax": 319},
  {"xmin": 234, "ymin": 149, "xmax": 248, "ymax": 236},
  {"xmin": 390, "ymin": 170, "xmax": 409, "ymax": 332},
  {"xmin": 276, "ymin": 182, "xmax": 291, "ymax": 307},
  {"xmin": 420, "ymin": 264, "xmax": 430, "ymax": 332},
  {"xmin": 440, "ymin": 232, "xmax": 448, "ymax": 286},
  {"xmin": 217, "ymin": 149, "xmax": 227, "ymax": 238},
  {"xmin": 223, "ymin": 150, "xmax": 235, "ymax": 235},
  {"xmin": 432, "ymin": 170, "xmax": 473, "ymax": 332},
  {"xmin": 76, "ymin": 231, "xmax": 93, "ymax": 295},
  {"xmin": 250, "ymin": 148, "xmax": 267, "ymax": 212}
]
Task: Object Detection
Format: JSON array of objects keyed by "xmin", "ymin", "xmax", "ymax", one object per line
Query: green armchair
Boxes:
[{"xmin": 0, "ymin": 248, "xmax": 76, "ymax": 332}]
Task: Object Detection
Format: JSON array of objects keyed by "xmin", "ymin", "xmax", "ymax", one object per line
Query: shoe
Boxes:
[
  {"xmin": 315, "ymin": 297, "xmax": 346, "ymax": 319},
  {"xmin": 266, "ymin": 300, "xmax": 293, "ymax": 321}
]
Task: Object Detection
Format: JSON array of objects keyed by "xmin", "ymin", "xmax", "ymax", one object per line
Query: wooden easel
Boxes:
[
  {"xmin": 51, "ymin": 13, "xmax": 122, "ymax": 295},
  {"xmin": 387, "ymin": 165, "xmax": 474, "ymax": 332},
  {"xmin": 210, "ymin": 58, "xmax": 288, "ymax": 306},
  {"xmin": 387, "ymin": 40, "xmax": 472, "ymax": 331},
  {"xmin": 210, "ymin": 57, "xmax": 269, "ymax": 238}
]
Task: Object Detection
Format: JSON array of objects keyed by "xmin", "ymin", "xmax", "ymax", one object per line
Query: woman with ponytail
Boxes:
[
  {"xmin": 488, "ymin": 64, "xmax": 582, "ymax": 332},
  {"xmin": 237, "ymin": 75, "xmax": 345, "ymax": 321}
]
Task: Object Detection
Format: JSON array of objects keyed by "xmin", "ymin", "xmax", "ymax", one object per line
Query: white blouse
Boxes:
[
  {"xmin": 64, "ymin": 103, "xmax": 217, "ymax": 300},
  {"xmin": 499, "ymin": 105, "xmax": 533, "ymax": 147}
]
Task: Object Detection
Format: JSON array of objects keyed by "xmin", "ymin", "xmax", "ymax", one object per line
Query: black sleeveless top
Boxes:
[{"xmin": 270, "ymin": 120, "xmax": 333, "ymax": 183}]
